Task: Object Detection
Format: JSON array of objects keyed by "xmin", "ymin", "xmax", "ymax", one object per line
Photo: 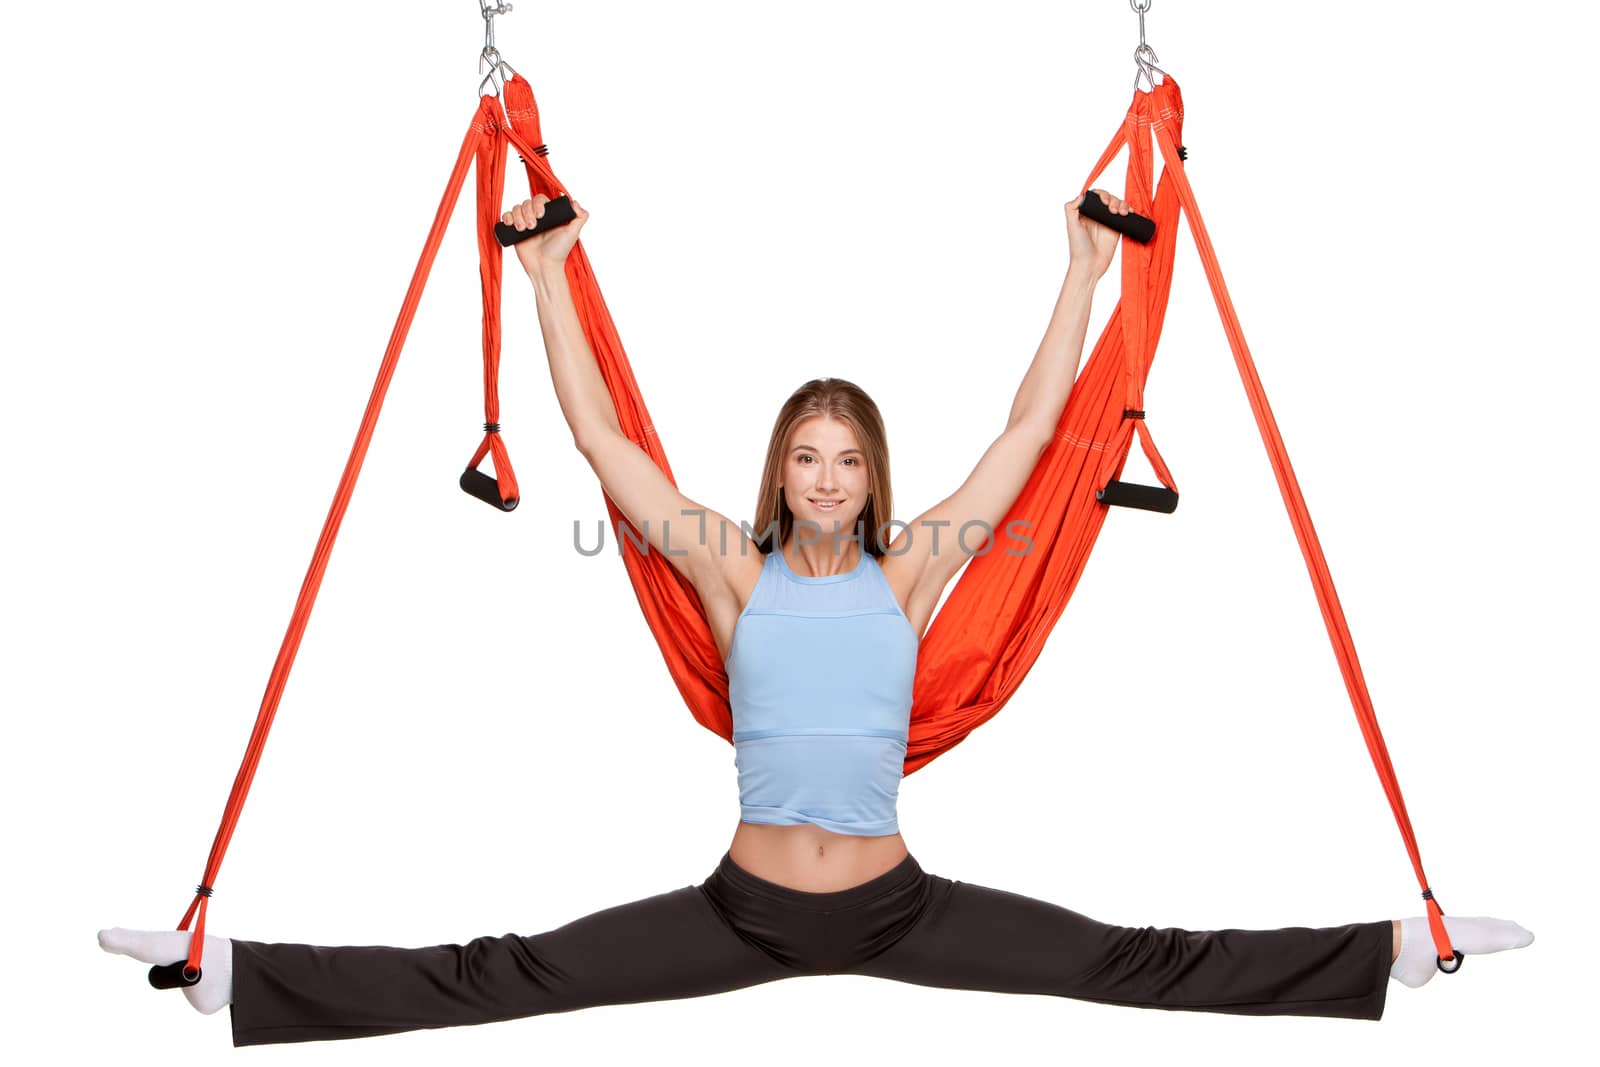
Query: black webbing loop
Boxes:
[{"xmin": 484, "ymin": 422, "xmax": 501, "ymax": 434}]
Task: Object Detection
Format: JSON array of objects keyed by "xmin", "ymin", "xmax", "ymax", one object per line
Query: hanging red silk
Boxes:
[{"xmin": 161, "ymin": 72, "xmax": 1456, "ymax": 982}]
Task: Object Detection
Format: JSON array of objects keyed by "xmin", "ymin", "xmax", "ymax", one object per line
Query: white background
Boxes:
[{"xmin": 3, "ymin": 1, "xmax": 1591, "ymax": 1063}]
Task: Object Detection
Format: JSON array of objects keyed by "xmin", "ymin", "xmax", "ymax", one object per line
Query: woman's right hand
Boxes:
[
  {"xmin": 1065, "ymin": 188, "xmax": 1127, "ymax": 283},
  {"xmin": 504, "ymin": 194, "xmax": 589, "ymax": 276}
]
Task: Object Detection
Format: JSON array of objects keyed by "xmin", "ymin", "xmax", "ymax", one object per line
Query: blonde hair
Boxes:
[{"xmin": 750, "ymin": 378, "xmax": 893, "ymax": 557}]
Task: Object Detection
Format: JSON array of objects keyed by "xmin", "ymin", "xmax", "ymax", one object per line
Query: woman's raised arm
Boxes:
[
  {"xmin": 888, "ymin": 190, "xmax": 1131, "ymax": 625},
  {"xmin": 1005, "ymin": 189, "xmax": 1129, "ymax": 434},
  {"xmin": 505, "ymin": 196, "xmax": 621, "ymax": 450},
  {"xmin": 506, "ymin": 196, "xmax": 750, "ymax": 599}
]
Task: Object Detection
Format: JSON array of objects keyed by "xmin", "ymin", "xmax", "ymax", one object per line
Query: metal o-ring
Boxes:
[{"xmin": 1437, "ymin": 950, "xmax": 1464, "ymax": 974}]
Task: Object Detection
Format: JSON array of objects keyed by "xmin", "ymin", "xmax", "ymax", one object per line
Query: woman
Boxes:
[{"xmin": 99, "ymin": 190, "xmax": 1532, "ymax": 1045}]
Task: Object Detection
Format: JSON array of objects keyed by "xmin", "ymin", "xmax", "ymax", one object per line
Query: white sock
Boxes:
[
  {"xmin": 1389, "ymin": 915, "xmax": 1534, "ymax": 988},
  {"xmin": 98, "ymin": 928, "xmax": 234, "ymax": 1015}
]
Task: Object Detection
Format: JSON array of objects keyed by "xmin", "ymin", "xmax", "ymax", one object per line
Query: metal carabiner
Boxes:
[
  {"xmin": 478, "ymin": 0, "xmax": 518, "ymax": 97},
  {"xmin": 1132, "ymin": 42, "xmax": 1169, "ymax": 92},
  {"xmin": 479, "ymin": 47, "xmax": 518, "ymax": 97},
  {"xmin": 1128, "ymin": 0, "xmax": 1168, "ymax": 92}
]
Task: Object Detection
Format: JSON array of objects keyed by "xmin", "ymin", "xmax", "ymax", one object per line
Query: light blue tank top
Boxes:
[{"xmin": 725, "ymin": 548, "xmax": 920, "ymax": 836}]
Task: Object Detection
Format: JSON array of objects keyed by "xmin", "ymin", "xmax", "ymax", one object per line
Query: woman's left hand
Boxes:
[{"xmin": 1065, "ymin": 189, "xmax": 1130, "ymax": 282}]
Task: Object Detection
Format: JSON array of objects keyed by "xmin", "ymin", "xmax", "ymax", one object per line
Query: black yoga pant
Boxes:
[{"xmin": 228, "ymin": 851, "xmax": 1392, "ymax": 1045}]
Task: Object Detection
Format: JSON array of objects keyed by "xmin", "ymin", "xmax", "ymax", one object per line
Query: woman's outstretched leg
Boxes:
[
  {"xmin": 227, "ymin": 883, "xmax": 796, "ymax": 1046},
  {"xmin": 854, "ymin": 876, "xmax": 1395, "ymax": 1020},
  {"xmin": 105, "ymin": 882, "xmax": 795, "ymax": 1047}
]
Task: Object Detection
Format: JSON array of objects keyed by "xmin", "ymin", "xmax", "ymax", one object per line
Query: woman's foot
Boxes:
[
  {"xmin": 97, "ymin": 928, "xmax": 234, "ymax": 1014},
  {"xmin": 1389, "ymin": 915, "xmax": 1534, "ymax": 988}
]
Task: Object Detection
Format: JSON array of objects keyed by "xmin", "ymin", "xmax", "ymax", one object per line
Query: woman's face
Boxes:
[{"xmin": 781, "ymin": 416, "xmax": 871, "ymax": 537}]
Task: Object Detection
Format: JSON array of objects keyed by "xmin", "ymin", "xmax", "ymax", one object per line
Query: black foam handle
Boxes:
[
  {"xmin": 148, "ymin": 961, "xmax": 202, "ymax": 990},
  {"xmin": 1096, "ymin": 480, "xmax": 1179, "ymax": 514},
  {"xmin": 1077, "ymin": 192, "xmax": 1156, "ymax": 245},
  {"xmin": 494, "ymin": 195, "xmax": 578, "ymax": 246},
  {"xmin": 460, "ymin": 468, "xmax": 519, "ymax": 511}
]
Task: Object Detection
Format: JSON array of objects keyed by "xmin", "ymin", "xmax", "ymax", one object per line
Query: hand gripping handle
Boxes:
[
  {"xmin": 493, "ymin": 195, "xmax": 579, "ymax": 246},
  {"xmin": 1077, "ymin": 191, "xmax": 1156, "ymax": 244}
]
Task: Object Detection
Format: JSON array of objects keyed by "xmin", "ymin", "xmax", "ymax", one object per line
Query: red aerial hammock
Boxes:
[{"xmin": 147, "ymin": 10, "xmax": 1463, "ymax": 992}]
